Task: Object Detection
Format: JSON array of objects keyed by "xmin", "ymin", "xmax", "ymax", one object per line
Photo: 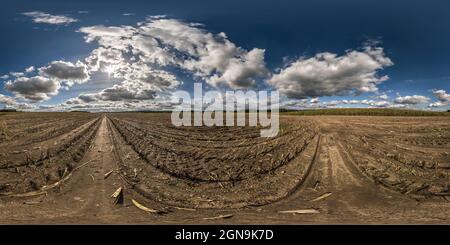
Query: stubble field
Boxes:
[{"xmin": 0, "ymin": 112, "xmax": 449, "ymax": 224}]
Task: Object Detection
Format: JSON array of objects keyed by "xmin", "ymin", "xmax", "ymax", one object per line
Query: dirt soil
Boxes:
[{"xmin": 0, "ymin": 113, "xmax": 449, "ymax": 224}]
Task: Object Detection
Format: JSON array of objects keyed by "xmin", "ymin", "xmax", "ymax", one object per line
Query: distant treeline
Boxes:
[
  {"xmin": 2, "ymin": 108, "xmax": 449, "ymax": 116},
  {"xmin": 283, "ymin": 108, "xmax": 450, "ymax": 116},
  {"xmin": 0, "ymin": 109, "xmax": 17, "ymax": 112},
  {"xmin": 69, "ymin": 110, "xmax": 91, "ymax": 113},
  {"xmin": 124, "ymin": 108, "xmax": 450, "ymax": 116}
]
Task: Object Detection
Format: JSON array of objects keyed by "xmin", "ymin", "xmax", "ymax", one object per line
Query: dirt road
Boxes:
[{"xmin": 0, "ymin": 115, "xmax": 448, "ymax": 224}]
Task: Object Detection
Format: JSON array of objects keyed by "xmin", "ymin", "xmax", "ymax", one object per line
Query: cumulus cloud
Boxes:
[
  {"xmin": 432, "ymin": 89, "xmax": 450, "ymax": 102},
  {"xmin": 10, "ymin": 72, "xmax": 25, "ymax": 77},
  {"xmin": 361, "ymin": 99, "xmax": 390, "ymax": 107},
  {"xmin": 4, "ymin": 66, "xmax": 35, "ymax": 80},
  {"xmin": 25, "ymin": 66, "xmax": 35, "ymax": 73},
  {"xmin": 99, "ymin": 85, "xmax": 156, "ymax": 101},
  {"xmin": 266, "ymin": 46, "xmax": 393, "ymax": 99},
  {"xmin": 394, "ymin": 95, "xmax": 430, "ymax": 105},
  {"xmin": 2, "ymin": 61, "xmax": 89, "ymax": 103},
  {"xmin": 22, "ymin": 11, "xmax": 78, "ymax": 25},
  {"xmin": 281, "ymin": 97, "xmax": 393, "ymax": 109},
  {"xmin": 78, "ymin": 25, "xmax": 136, "ymax": 50},
  {"xmin": 39, "ymin": 60, "xmax": 89, "ymax": 86},
  {"xmin": 62, "ymin": 93, "xmax": 177, "ymax": 112},
  {"xmin": 142, "ymin": 19, "xmax": 268, "ymax": 88},
  {"xmin": 84, "ymin": 47, "xmax": 126, "ymax": 73},
  {"xmin": 371, "ymin": 93, "xmax": 388, "ymax": 100},
  {"xmin": 0, "ymin": 97, "xmax": 35, "ymax": 110},
  {"xmin": 3, "ymin": 16, "xmax": 405, "ymax": 111},
  {"xmin": 328, "ymin": 99, "xmax": 391, "ymax": 108},
  {"xmin": 206, "ymin": 48, "xmax": 267, "ymax": 88},
  {"xmin": 79, "ymin": 18, "xmax": 268, "ymax": 89},
  {"xmin": 5, "ymin": 76, "xmax": 60, "ymax": 101},
  {"xmin": 310, "ymin": 97, "xmax": 319, "ymax": 104},
  {"xmin": 45, "ymin": 17, "xmax": 269, "ymax": 110},
  {"xmin": 0, "ymin": 94, "xmax": 18, "ymax": 106},
  {"xmin": 427, "ymin": 89, "xmax": 450, "ymax": 108},
  {"xmin": 428, "ymin": 101, "xmax": 445, "ymax": 108},
  {"xmin": 78, "ymin": 94, "xmax": 98, "ymax": 103},
  {"xmin": 68, "ymin": 78, "xmax": 166, "ymax": 104}
]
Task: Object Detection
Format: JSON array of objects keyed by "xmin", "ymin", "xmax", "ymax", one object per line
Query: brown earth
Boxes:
[{"xmin": 0, "ymin": 113, "xmax": 449, "ymax": 224}]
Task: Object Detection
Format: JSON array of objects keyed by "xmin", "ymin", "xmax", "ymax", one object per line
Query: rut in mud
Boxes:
[{"xmin": 0, "ymin": 113, "xmax": 449, "ymax": 224}]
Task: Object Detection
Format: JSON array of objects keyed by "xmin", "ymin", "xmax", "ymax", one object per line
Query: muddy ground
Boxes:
[{"xmin": 0, "ymin": 113, "xmax": 449, "ymax": 224}]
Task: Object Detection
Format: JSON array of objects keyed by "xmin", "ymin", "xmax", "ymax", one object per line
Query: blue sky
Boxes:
[{"xmin": 0, "ymin": 0, "xmax": 449, "ymax": 110}]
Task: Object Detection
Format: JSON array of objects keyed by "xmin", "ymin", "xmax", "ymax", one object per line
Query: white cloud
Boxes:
[
  {"xmin": 206, "ymin": 48, "xmax": 267, "ymax": 88},
  {"xmin": 281, "ymin": 97, "xmax": 392, "ymax": 109},
  {"xmin": 148, "ymin": 15, "xmax": 168, "ymax": 20},
  {"xmin": 3, "ymin": 61, "xmax": 89, "ymax": 103},
  {"xmin": 10, "ymin": 72, "xmax": 25, "ymax": 77},
  {"xmin": 68, "ymin": 69, "xmax": 178, "ymax": 104},
  {"xmin": 119, "ymin": 61, "xmax": 180, "ymax": 90},
  {"xmin": 139, "ymin": 19, "xmax": 268, "ymax": 88},
  {"xmin": 37, "ymin": 17, "xmax": 267, "ymax": 110},
  {"xmin": 428, "ymin": 101, "xmax": 445, "ymax": 108},
  {"xmin": 5, "ymin": 76, "xmax": 60, "ymax": 102},
  {"xmin": 327, "ymin": 99, "xmax": 391, "ymax": 108},
  {"xmin": 0, "ymin": 97, "xmax": 35, "ymax": 110},
  {"xmin": 39, "ymin": 60, "xmax": 89, "ymax": 86},
  {"xmin": 0, "ymin": 94, "xmax": 18, "ymax": 106},
  {"xmin": 25, "ymin": 66, "xmax": 35, "ymax": 73},
  {"xmin": 389, "ymin": 104, "xmax": 407, "ymax": 108},
  {"xmin": 427, "ymin": 89, "xmax": 450, "ymax": 108},
  {"xmin": 361, "ymin": 99, "xmax": 390, "ymax": 107},
  {"xmin": 310, "ymin": 97, "xmax": 319, "ymax": 104},
  {"xmin": 22, "ymin": 11, "xmax": 78, "ymax": 25},
  {"xmin": 378, "ymin": 94, "xmax": 388, "ymax": 100},
  {"xmin": 78, "ymin": 25, "xmax": 136, "ymax": 50},
  {"xmin": 62, "ymin": 93, "xmax": 177, "ymax": 112},
  {"xmin": 79, "ymin": 18, "xmax": 268, "ymax": 89},
  {"xmin": 432, "ymin": 89, "xmax": 450, "ymax": 102},
  {"xmin": 394, "ymin": 95, "xmax": 430, "ymax": 105},
  {"xmin": 3, "ymin": 17, "xmax": 409, "ymax": 112},
  {"xmin": 98, "ymin": 84, "xmax": 157, "ymax": 101},
  {"xmin": 5, "ymin": 66, "xmax": 35, "ymax": 80},
  {"xmin": 84, "ymin": 47, "xmax": 126, "ymax": 73},
  {"xmin": 266, "ymin": 46, "xmax": 393, "ymax": 99},
  {"xmin": 371, "ymin": 93, "xmax": 388, "ymax": 100}
]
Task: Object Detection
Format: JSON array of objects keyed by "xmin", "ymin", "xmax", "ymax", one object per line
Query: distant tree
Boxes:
[{"xmin": 0, "ymin": 108, "xmax": 17, "ymax": 112}]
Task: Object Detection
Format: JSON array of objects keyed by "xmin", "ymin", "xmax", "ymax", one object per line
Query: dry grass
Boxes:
[{"xmin": 0, "ymin": 121, "xmax": 9, "ymax": 141}]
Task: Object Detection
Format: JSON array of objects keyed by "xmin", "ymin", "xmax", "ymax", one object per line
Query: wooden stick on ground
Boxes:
[
  {"xmin": 278, "ymin": 209, "xmax": 320, "ymax": 214},
  {"xmin": 104, "ymin": 170, "xmax": 114, "ymax": 179},
  {"xmin": 202, "ymin": 214, "xmax": 233, "ymax": 220},
  {"xmin": 310, "ymin": 192, "xmax": 332, "ymax": 202},
  {"xmin": 131, "ymin": 199, "xmax": 164, "ymax": 214},
  {"xmin": 111, "ymin": 187, "xmax": 123, "ymax": 205}
]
